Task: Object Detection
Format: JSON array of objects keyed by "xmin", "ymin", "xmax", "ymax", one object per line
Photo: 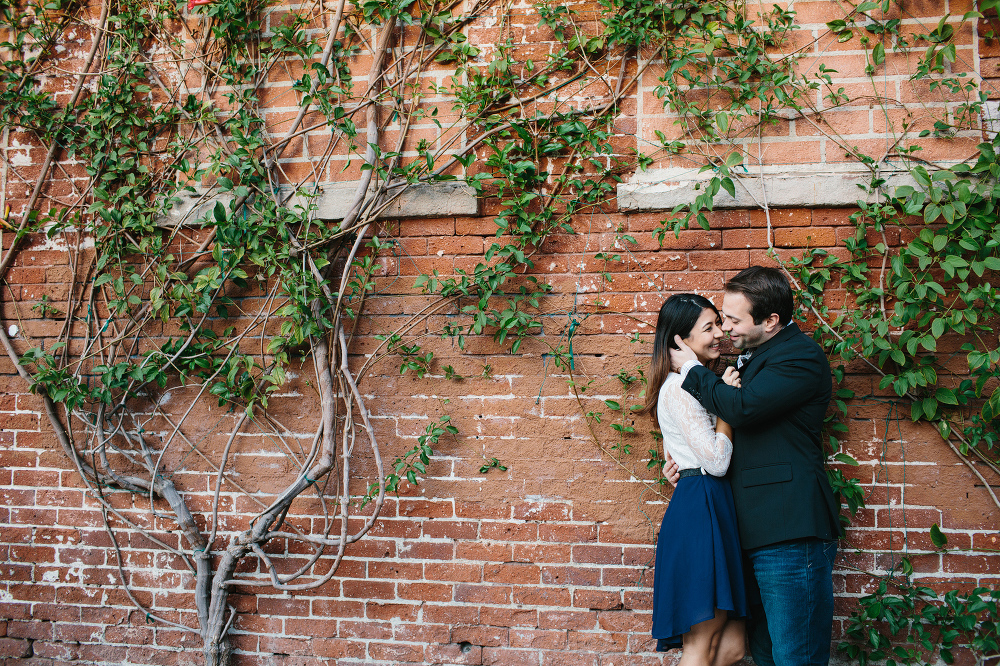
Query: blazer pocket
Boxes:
[{"xmin": 742, "ymin": 463, "xmax": 793, "ymax": 487}]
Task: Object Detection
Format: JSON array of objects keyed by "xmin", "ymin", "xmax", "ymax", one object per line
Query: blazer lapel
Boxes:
[{"xmin": 737, "ymin": 322, "xmax": 801, "ymax": 382}]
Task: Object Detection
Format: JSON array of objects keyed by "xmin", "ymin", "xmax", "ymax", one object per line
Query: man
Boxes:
[{"xmin": 666, "ymin": 266, "xmax": 840, "ymax": 666}]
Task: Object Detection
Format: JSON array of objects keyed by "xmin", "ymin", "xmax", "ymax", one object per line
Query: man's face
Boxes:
[{"xmin": 721, "ymin": 291, "xmax": 769, "ymax": 351}]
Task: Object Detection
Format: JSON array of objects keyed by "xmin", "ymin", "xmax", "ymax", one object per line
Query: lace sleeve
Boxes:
[{"xmin": 661, "ymin": 376, "xmax": 733, "ymax": 476}]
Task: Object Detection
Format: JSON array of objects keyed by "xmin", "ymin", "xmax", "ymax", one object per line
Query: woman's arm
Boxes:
[{"xmin": 662, "ymin": 378, "xmax": 733, "ymax": 477}]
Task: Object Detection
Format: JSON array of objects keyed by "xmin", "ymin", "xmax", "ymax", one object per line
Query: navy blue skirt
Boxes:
[{"xmin": 651, "ymin": 473, "xmax": 747, "ymax": 650}]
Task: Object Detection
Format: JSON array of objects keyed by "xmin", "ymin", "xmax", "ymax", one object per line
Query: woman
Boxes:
[{"xmin": 640, "ymin": 293, "xmax": 747, "ymax": 666}]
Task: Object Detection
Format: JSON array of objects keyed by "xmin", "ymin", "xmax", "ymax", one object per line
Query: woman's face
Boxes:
[{"xmin": 682, "ymin": 307, "xmax": 724, "ymax": 364}]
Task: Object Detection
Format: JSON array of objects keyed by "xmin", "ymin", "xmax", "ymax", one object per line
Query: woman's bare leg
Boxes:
[
  {"xmin": 712, "ymin": 619, "xmax": 746, "ymax": 666},
  {"xmin": 679, "ymin": 609, "xmax": 728, "ymax": 666}
]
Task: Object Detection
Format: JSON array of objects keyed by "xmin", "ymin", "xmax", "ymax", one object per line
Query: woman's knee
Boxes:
[
  {"xmin": 716, "ymin": 620, "xmax": 746, "ymax": 665},
  {"xmin": 682, "ymin": 610, "xmax": 729, "ymax": 660}
]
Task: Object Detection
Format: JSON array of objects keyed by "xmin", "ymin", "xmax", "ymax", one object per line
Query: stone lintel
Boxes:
[
  {"xmin": 160, "ymin": 180, "xmax": 478, "ymax": 227},
  {"xmin": 616, "ymin": 164, "xmax": 924, "ymax": 211}
]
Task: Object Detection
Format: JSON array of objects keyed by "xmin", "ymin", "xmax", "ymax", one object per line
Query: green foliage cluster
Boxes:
[
  {"xmin": 841, "ymin": 574, "xmax": 1000, "ymax": 666},
  {"xmin": 780, "ymin": 136, "xmax": 1000, "ymax": 664}
]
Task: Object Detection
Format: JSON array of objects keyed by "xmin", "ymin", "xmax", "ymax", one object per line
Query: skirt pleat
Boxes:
[{"xmin": 651, "ymin": 473, "xmax": 747, "ymax": 650}]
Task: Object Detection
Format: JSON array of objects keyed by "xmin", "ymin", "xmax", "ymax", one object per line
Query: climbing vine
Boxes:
[{"xmin": 0, "ymin": 0, "xmax": 998, "ymax": 663}]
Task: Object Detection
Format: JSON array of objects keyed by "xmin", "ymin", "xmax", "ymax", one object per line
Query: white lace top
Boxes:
[{"xmin": 656, "ymin": 366, "xmax": 733, "ymax": 477}]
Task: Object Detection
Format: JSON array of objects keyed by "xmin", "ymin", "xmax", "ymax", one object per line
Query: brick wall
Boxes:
[
  {"xmin": 1, "ymin": 1, "xmax": 999, "ymax": 665},
  {"xmin": 3, "ymin": 205, "xmax": 998, "ymax": 664}
]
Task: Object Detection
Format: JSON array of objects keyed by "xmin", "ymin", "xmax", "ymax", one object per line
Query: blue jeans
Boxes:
[{"xmin": 746, "ymin": 538, "xmax": 838, "ymax": 666}]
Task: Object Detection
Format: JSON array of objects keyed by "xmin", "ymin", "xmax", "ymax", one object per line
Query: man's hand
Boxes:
[
  {"xmin": 722, "ymin": 366, "xmax": 741, "ymax": 388},
  {"xmin": 662, "ymin": 451, "xmax": 680, "ymax": 487},
  {"xmin": 668, "ymin": 335, "xmax": 698, "ymax": 369}
]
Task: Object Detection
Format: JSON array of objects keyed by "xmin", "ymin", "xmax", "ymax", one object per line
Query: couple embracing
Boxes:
[{"xmin": 640, "ymin": 267, "xmax": 841, "ymax": 666}]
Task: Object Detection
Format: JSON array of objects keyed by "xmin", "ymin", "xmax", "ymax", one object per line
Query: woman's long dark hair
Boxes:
[{"xmin": 639, "ymin": 293, "xmax": 720, "ymax": 416}]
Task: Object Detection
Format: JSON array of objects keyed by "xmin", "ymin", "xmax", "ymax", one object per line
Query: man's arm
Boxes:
[
  {"xmin": 671, "ymin": 334, "xmax": 825, "ymax": 427},
  {"xmin": 683, "ymin": 357, "xmax": 825, "ymax": 427}
]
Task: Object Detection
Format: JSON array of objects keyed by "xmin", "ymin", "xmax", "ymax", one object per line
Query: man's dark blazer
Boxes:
[{"xmin": 681, "ymin": 322, "xmax": 840, "ymax": 551}]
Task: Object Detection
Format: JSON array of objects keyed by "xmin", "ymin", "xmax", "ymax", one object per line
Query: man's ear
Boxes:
[{"xmin": 763, "ymin": 313, "xmax": 781, "ymax": 334}]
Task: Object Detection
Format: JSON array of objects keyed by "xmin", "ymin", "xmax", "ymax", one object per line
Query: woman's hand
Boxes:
[
  {"xmin": 722, "ymin": 366, "xmax": 741, "ymax": 388},
  {"xmin": 662, "ymin": 451, "xmax": 680, "ymax": 487}
]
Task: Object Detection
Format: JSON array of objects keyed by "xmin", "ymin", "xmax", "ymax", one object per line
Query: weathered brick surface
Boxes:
[
  {"xmin": 2, "ymin": 2, "xmax": 998, "ymax": 665},
  {"xmin": 5, "ymin": 302, "xmax": 994, "ymax": 663}
]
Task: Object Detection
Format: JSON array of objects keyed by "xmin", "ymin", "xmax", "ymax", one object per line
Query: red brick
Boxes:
[
  {"xmin": 480, "ymin": 521, "xmax": 539, "ymax": 542},
  {"xmin": 369, "ymin": 642, "xmax": 425, "ymax": 662},
  {"xmin": 0, "ymin": 638, "xmax": 32, "ymax": 658},
  {"xmin": 573, "ymin": 589, "xmax": 623, "ymax": 610},
  {"xmin": 456, "ymin": 540, "xmax": 514, "ymax": 562},
  {"xmin": 342, "ymin": 580, "xmax": 395, "ymax": 599},
  {"xmin": 513, "ymin": 585, "xmax": 571, "ymax": 607},
  {"xmin": 540, "ymin": 525, "xmax": 597, "ymax": 543},
  {"xmin": 425, "ymin": 562, "xmax": 482, "ymax": 583},
  {"xmin": 512, "ymin": 501, "xmax": 571, "ymax": 521},
  {"xmin": 484, "ymin": 563, "xmax": 541, "ymax": 585},
  {"xmin": 398, "ymin": 581, "xmax": 452, "ymax": 601},
  {"xmin": 451, "ymin": 625, "xmax": 508, "ymax": 647},
  {"xmin": 572, "ymin": 544, "xmax": 623, "ymax": 564},
  {"xmin": 313, "ymin": 638, "xmax": 367, "ymax": 659},
  {"xmin": 394, "ymin": 622, "xmax": 451, "ymax": 643},
  {"xmin": 483, "ymin": 647, "xmax": 545, "ymax": 665},
  {"xmin": 426, "ymin": 643, "xmax": 482, "ymax": 665},
  {"xmin": 397, "ymin": 499, "xmax": 454, "ymax": 518},
  {"xmin": 423, "ymin": 603, "xmax": 480, "ymax": 624},
  {"xmin": 541, "ymin": 565, "xmax": 601, "ymax": 587},
  {"xmin": 513, "ymin": 543, "xmax": 571, "ymax": 563},
  {"xmin": 456, "ymin": 583, "xmax": 512, "ymax": 605},
  {"xmin": 480, "ymin": 607, "xmax": 539, "ymax": 628},
  {"xmin": 509, "ymin": 628, "xmax": 567, "ymax": 650},
  {"xmin": 422, "ymin": 520, "xmax": 479, "ymax": 540},
  {"xmin": 540, "ymin": 649, "xmax": 599, "ymax": 665},
  {"xmin": 339, "ymin": 620, "xmax": 393, "ymax": 640},
  {"xmin": 367, "ymin": 601, "xmax": 420, "ymax": 621}
]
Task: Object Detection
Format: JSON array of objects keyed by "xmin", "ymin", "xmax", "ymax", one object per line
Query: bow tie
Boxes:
[{"xmin": 736, "ymin": 349, "xmax": 753, "ymax": 369}]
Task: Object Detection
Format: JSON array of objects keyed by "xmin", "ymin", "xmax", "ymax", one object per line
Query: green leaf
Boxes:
[
  {"xmin": 872, "ymin": 42, "xmax": 885, "ymax": 66},
  {"xmin": 721, "ymin": 177, "xmax": 736, "ymax": 199},
  {"xmin": 936, "ymin": 387, "xmax": 958, "ymax": 405},
  {"xmin": 929, "ymin": 523, "xmax": 948, "ymax": 548},
  {"xmin": 983, "ymin": 387, "xmax": 1000, "ymax": 421},
  {"xmin": 924, "ymin": 204, "xmax": 941, "ymax": 223},
  {"xmin": 931, "ymin": 318, "xmax": 945, "ymax": 338},
  {"xmin": 921, "ymin": 397, "xmax": 937, "ymax": 420},
  {"xmin": 834, "ymin": 452, "xmax": 860, "ymax": 466}
]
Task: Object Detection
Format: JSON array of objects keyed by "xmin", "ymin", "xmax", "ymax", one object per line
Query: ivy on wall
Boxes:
[{"xmin": 0, "ymin": 0, "xmax": 998, "ymax": 663}]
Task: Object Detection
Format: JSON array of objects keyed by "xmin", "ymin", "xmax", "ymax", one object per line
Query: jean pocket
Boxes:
[{"xmin": 821, "ymin": 539, "xmax": 838, "ymax": 565}]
